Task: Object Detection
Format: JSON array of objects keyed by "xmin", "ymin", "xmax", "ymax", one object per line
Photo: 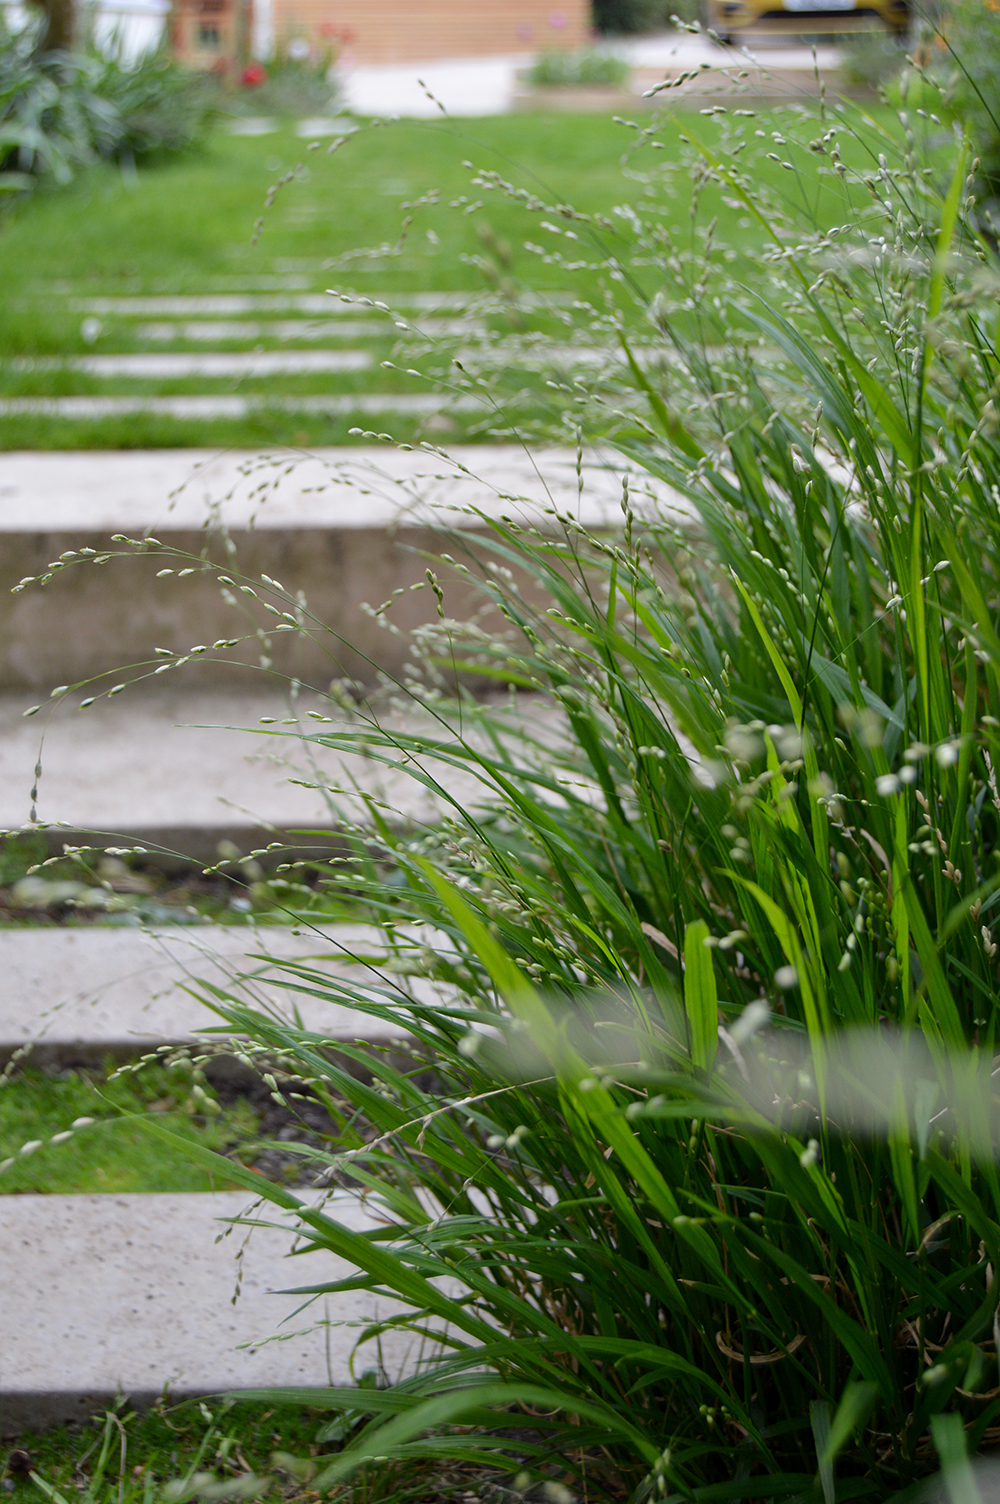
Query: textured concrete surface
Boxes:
[
  {"xmin": 134, "ymin": 317, "xmax": 479, "ymax": 341},
  {"xmin": 68, "ymin": 293, "xmax": 477, "ymax": 315},
  {"xmin": 0, "ymin": 1192, "xmax": 430, "ymax": 1431},
  {"xmin": 0, "ymin": 923, "xmax": 440, "ymax": 1064}
]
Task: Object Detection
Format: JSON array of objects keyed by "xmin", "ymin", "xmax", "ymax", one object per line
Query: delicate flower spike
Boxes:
[
  {"xmin": 799, "ymin": 1138, "xmax": 821, "ymax": 1169},
  {"xmin": 730, "ymin": 998, "xmax": 770, "ymax": 1046}
]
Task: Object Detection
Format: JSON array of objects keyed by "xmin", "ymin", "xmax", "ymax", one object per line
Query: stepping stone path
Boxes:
[
  {"xmin": 0, "ymin": 258, "xmax": 684, "ymax": 1435},
  {"xmin": 0, "ymin": 277, "xmax": 581, "ymax": 427},
  {"xmin": 1, "ymin": 280, "xmax": 475, "ymax": 425},
  {"xmin": 0, "ymin": 912, "xmax": 459, "ymax": 1434}
]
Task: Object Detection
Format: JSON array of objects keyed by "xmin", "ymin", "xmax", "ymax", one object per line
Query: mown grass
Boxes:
[
  {"xmin": 0, "ymin": 1045, "xmax": 384, "ymax": 1195},
  {"xmin": 0, "ymin": 1062, "xmax": 255, "ymax": 1193},
  {"xmin": 0, "ymin": 99, "xmax": 913, "ymax": 450}
]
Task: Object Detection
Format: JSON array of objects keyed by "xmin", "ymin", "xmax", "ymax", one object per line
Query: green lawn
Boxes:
[
  {"xmin": 0, "ymin": 102, "xmax": 910, "ymax": 450},
  {"xmin": 0, "ymin": 1062, "xmax": 260, "ymax": 1194},
  {"xmin": 0, "ymin": 1048, "xmax": 372, "ymax": 1194}
]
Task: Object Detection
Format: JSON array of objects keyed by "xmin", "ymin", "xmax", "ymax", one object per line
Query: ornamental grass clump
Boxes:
[{"xmin": 27, "ymin": 62, "xmax": 1000, "ymax": 1504}]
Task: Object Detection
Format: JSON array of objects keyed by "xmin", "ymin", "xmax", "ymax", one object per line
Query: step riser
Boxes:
[{"xmin": 2, "ymin": 524, "xmax": 499, "ymax": 689}]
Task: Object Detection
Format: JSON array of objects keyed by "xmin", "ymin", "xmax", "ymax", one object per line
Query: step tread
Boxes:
[
  {"xmin": 0, "ymin": 923, "xmax": 429, "ymax": 1062},
  {"xmin": 18, "ymin": 352, "xmax": 374, "ymax": 377},
  {"xmin": 0, "ymin": 686, "xmax": 488, "ymax": 844},
  {"xmin": 0, "ymin": 1191, "xmax": 420, "ymax": 1431},
  {"xmin": 0, "ymin": 445, "xmax": 680, "ymax": 530}
]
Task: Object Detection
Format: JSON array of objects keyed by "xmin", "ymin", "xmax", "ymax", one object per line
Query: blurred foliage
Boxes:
[
  {"xmin": 0, "ymin": 13, "xmax": 215, "ymax": 197},
  {"xmin": 220, "ymin": 56, "xmax": 339, "ymax": 119},
  {"xmin": 526, "ymin": 47, "xmax": 631, "ymax": 86},
  {"xmin": 938, "ymin": 0, "xmax": 1000, "ymax": 212},
  {"xmin": 592, "ymin": 0, "xmax": 698, "ymax": 34}
]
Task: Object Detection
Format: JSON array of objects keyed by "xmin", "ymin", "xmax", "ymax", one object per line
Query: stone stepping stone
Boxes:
[
  {"xmin": 0, "ymin": 394, "xmax": 481, "ymax": 419},
  {"xmin": 294, "ymin": 118, "xmax": 359, "ymax": 137},
  {"xmin": 201, "ymin": 275, "xmax": 315, "ymax": 291},
  {"xmin": 76, "ymin": 294, "xmax": 350, "ymax": 316},
  {"xmin": 134, "ymin": 317, "xmax": 480, "ymax": 342},
  {"xmin": 225, "ymin": 116, "xmax": 278, "ymax": 134},
  {"xmin": 0, "ymin": 443, "xmax": 654, "ymax": 529},
  {"xmin": 0, "ymin": 923, "xmax": 430, "ymax": 1066},
  {"xmin": 68, "ymin": 293, "xmax": 486, "ymax": 316},
  {"xmin": 0, "ymin": 1190, "xmax": 423, "ymax": 1431},
  {"xmin": 15, "ymin": 352, "xmax": 373, "ymax": 378}
]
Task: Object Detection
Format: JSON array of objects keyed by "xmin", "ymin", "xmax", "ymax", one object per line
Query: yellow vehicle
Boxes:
[{"xmin": 705, "ymin": 0, "xmax": 909, "ymax": 41}]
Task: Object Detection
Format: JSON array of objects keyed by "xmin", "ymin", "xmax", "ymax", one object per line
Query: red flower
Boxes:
[{"xmin": 241, "ymin": 62, "xmax": 267, "ymax": 86}]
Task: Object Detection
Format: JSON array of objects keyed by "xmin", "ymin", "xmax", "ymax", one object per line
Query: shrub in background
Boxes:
[
  {"xmin": 0, "ymin": 12, "xmax": 118, "ymax": 189},
  {"xmin": 221, "ymin": 55, "xmax": 339, "ymax": 119},
  {"xmin": 592, "ymin": 0, "xmax": 698, "ymax": 34},
  {"xmin": 527, "ymin": 46, "xmax": 631, "ymax": 87},
  {"xmin": 839, "ymin": 28, "xmax": 908, "ymax": 93},
  {"xmin": 0, "ymin": 13, "xmax": 214, "ymax": 195},
  {"xmin": 84, "ymin": 41, "xmax": 217, "ymax": 161}
]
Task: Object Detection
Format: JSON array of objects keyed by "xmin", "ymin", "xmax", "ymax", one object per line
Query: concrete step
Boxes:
[
  {"xmin": 15, "ymin": 352, "xmax": 374, "ymax": 378},
  {"xmin": 0, "ymin": 922, "xmax": 433, "ymax": 1067},
  {"xmin": 0, "ymin": 394, "xmax": 483, "ymax": 421},
  {"xmin": 66, "ymin": 292, "xmax": 510, "ymax": 316},
  {"xmin": 133, "ymin": 317, "xmax": 480, "ymax": 342},
  {"xmin": 0, "ymin": 1191, "xmax": 422, "ymax": 1432},
  {"xmin": 0, "ymin": 683, "xmax": 491, "ymax": 859},
  {"xmin": 0, "ymin": 446, "xmax": 680, "ymax": 689}
]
